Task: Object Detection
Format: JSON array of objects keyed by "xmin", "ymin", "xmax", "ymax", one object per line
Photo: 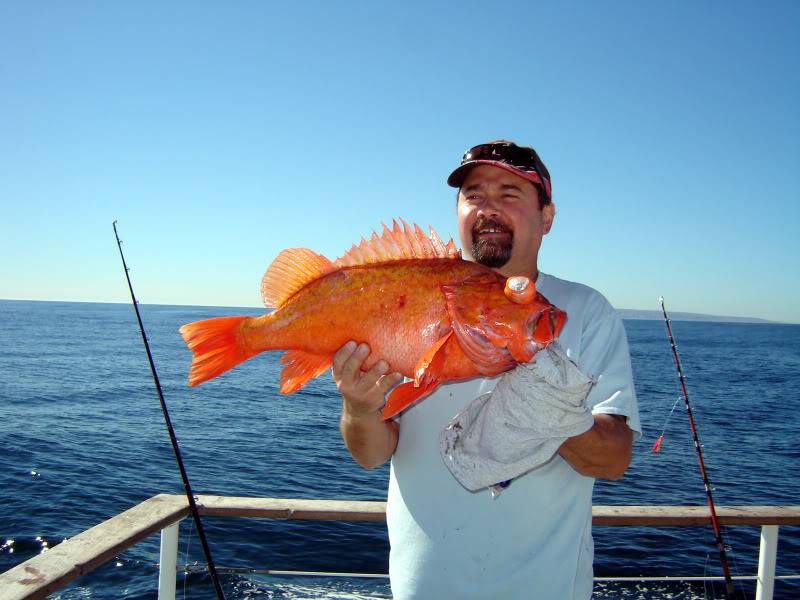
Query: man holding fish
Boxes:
[
  {"xmin": 179, "ymin": 139, "xmax": 642, "ymax": 598},
  {"xmin": 334, "ymin": 141, "xmax": 642, "ymax": 599}
]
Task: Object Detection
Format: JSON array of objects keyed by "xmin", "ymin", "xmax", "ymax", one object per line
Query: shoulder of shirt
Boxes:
[{"xmin": 537, "ymin": 272, "xmax": 619, "ymax": 324}]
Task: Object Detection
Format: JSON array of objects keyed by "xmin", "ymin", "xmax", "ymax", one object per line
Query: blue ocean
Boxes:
[{"xmin": 1, "ymin": 300, "xmax": 798, "ymax": 599}]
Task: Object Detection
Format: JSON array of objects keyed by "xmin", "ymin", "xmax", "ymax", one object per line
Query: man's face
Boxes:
[{"xmin": 456, "ymin": 164, "xmax": 555, "ymax": 278}]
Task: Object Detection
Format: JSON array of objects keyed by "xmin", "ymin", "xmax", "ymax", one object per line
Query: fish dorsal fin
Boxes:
[
  {"xmin": 261, "ymin": 219, "xmax": 459, "ymax": 308},
  {"xmin": 335, "ymin": 219, "xmax": 461, "ymax": 268},
  {"xmin": 261, "ymin": 248, "xmax": 336, "ymax": 308}
]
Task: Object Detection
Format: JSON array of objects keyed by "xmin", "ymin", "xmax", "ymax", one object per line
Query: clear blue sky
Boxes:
[{"xmin": 1, "ymin": 2, "xmax": 798, "ymax": 322}]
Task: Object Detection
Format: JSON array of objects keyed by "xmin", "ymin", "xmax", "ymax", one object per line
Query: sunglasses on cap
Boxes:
[{"xmin": 447, "ymin": 142, "xmax": 552, "ymax": 202}]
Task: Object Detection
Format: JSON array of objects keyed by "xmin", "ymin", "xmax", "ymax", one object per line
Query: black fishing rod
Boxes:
[
  {"xmin": 659, "ymin": 297, "xmax": 736, "ymax": 599},
  {"xmin": 113, "ymin": 221, "xmax": 226, "ymax": 600}
]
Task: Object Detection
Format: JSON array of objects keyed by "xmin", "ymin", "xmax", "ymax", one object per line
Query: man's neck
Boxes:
[{"xmin": 496, "ymin": 265, "xmax": 539, "ymax": 282}]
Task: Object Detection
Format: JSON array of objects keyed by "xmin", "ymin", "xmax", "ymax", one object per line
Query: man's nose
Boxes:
[{"xmin": 476, "ymin": 195, "xmax": 501, "ymax": 217}]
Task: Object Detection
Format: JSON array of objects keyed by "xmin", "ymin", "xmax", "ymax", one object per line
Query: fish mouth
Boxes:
[{"xmin": 523, "ymin": 315, "xmax": 545, "ymax": 357}]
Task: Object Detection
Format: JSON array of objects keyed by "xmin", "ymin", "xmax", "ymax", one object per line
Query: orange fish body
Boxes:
[{"xmin": 180, "ymin": 220, "xmax": 566, "ymax": 419}]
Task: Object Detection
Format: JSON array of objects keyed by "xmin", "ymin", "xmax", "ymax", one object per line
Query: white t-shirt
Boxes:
[{"xmin": 387, "ymin": 272, "xmax": 642, "ymax": 599}]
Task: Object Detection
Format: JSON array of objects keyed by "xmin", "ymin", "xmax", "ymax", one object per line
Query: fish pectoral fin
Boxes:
[
  {"xmin": 381, "ymin": 379, "xmax": 439, "ymax": 421},
  {"xmin": 379, "ymin": 333, "xmax": 452, "ymax": 420},
  {"xmin": 279, "ymin": 350, "xmax": 333, "ymax": 394},
  {"xmin": 412, "ymin": 331, "xmax": 453, "ymax": 387}
]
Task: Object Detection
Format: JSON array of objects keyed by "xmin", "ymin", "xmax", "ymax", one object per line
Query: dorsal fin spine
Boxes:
[
  {"xmin": 365, "ymin": 234, "xmax": 380, "ymax": 262},
  {"xmin": 373, "ymin": 231, "xmax": 389, "ymax": 259},
  {"xmin": 392, "ymin": 220, "xmax": 413, "ymax": 256},
  {"xmin": 383, "ymin": 223, "xmax": 402, "ymax": 256},
  {"xmin": 402, "ymin": 221, "xmax": 422, "ymax": 257},
  {"xmin": 328, "ymin": 218, "xmax": 460, "ymax": 267},
  {"xmin": 414, "ymin": 224, "xmax": 434, "ymax": 257},
  {"xmin": 429, "ymin": 226, "xmax": 446, "ymax": 255}
]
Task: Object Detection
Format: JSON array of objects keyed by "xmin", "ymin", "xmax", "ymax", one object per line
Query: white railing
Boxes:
[{"xmin": 1, "ymin": 494, "xmax": 798, "ymax": 600}]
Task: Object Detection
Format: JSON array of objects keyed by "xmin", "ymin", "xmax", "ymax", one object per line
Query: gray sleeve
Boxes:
[{"xmin": 577, "ymin": 301, "xmax": 642, "ymax": 440}]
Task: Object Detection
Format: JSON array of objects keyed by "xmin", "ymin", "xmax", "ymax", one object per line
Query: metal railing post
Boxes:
[
  {"xmin": 158, "ymin": 520, "xmax": 181, "ymax": 600},
  {"xmin": 755, "ymin": 524, "xmax": 779, "ymax": 600}
]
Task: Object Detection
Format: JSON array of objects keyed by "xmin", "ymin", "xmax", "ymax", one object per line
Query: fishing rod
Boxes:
[
  {"xmin": 658, "ymin": 297, "xmax": 736, "ymax": 599},
  {"xmin": 113, "ymin": 221, "xmax": 226, "ymax": 600}
]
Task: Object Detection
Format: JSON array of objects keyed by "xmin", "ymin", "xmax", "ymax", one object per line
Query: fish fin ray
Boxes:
[
  {"xmin": 179, "ymin": 316, "xmax": 258, "ymax": 385},
  {"xmin": 261, "ymin": 248, "xmax": 335, "ymax": 308},
  {"xmin": 381, "ymin": 379, "xmax": 440, "ymax": 420},
  {"xmin": 334, "ymin": 219, "xmax": 461, "ymax": 267},
  {"xmin": 412, "ymin": 331, "xmax": 453, "ymax": 386},
  {"xmin": 279, "ymin": 350, "xmax": 333, "ymax": 393}
]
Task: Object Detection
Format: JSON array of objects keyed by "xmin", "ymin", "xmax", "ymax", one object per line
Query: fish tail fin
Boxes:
[{"xmin": 179, "ymin": 316, "xmax": 259, "ymax": 386}]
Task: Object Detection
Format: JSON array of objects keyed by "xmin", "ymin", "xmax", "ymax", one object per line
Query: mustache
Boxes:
[
  {"xmin": 471, "ymin": 216, "xmax": 512, "ymax": 237},
  {"xmin": 470, "ymin": 216, "xmax": 513, "ymax": 268}
]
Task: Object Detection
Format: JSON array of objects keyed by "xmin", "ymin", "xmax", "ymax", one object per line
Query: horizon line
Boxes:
[{"xmin": 1, "ymin": 297, "xmax": 794, "ymax": 325}]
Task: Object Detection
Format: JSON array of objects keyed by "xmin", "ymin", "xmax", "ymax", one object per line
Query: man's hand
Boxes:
[
  {"xmin": 333, "ymin": 341, "xmax": 403, "ymax": 419},
  {"xmin": 334, "ymin": 341, "xmax": 403, "ymax": 469},
  {"xmin": 558, "ymin": 414, "xmax": 633, "ymax": 480}
]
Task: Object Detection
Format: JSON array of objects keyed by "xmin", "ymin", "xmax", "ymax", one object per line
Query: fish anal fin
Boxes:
[
  {"xmin": 381, "ymin": 379, "xmax": 440, "ymax": 420},
  {"xmin": 261, "ymin": 248, "xmax": 336, "ymax": 309},
  {"xmin": 334, "ymin": 219, "xmax": 461, "ymax": 268},
  {"xmin": 279, "ymin": 350, "xmax": 333, "ymax": 393}
]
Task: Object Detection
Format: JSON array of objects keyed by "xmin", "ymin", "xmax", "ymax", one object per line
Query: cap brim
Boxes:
[
  {"xmin": 447, "ymin": 163, "xmax": 476, "ymax": 188},
  {"xmin": 447, "ymin": 160, "xmax": 544, "ymax": 190}
]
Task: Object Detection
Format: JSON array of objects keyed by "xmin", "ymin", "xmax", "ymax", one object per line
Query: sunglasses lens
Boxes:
[
  {"xmin": 463, "ymin": 143, "xmax": 534, "ymax": 170},
  {"xmin": 458, "ymin": 143, "xmax": 550, "ymax": 200}
]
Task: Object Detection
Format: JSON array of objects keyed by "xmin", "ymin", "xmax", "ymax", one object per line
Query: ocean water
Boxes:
[{"xmin": 1, "ymin": 299, "xmax": 798, "ymax": 599}]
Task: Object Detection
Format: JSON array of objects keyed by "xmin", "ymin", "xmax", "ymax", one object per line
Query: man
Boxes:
[{"xmin": 334, "ymin": 141, "xmax": 641, "ymax": 599}]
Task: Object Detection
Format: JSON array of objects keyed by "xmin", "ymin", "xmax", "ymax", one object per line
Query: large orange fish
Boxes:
[{"xmin": 179, "ymin": 220, "xmax": 567, "ymax": 419}]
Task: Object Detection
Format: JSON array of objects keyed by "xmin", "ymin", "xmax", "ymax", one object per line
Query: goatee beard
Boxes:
[{"xmin": 471, "ymin": 217, "xmax": 513, "ymax": 268}]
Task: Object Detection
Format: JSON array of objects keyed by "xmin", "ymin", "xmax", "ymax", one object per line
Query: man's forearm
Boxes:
[
  {"xmin": 340, "ymin": 411, "xmax": 399, "ymax": 469},
  {"xmin": 558, "ymin": 414, "xmax": 633, "ymax": 480},
  {"xmin": 332, "ymin": 341, "xmax": 402, "ymax": 470}
]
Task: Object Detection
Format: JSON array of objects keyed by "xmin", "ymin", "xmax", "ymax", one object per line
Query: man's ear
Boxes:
[{"xmin": 542, "ymin": 202, "xmax": 555, "ymax": 234}]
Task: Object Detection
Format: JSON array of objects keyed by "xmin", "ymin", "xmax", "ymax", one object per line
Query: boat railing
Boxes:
[{"xmin": 1, "ymin": 494, "xmax": 798, "ymax": 600}]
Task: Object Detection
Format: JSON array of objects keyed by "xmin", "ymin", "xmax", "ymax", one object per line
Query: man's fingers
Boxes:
[
  {"xmin": 358, "ymin": 359, "xmax": 390, "ymax": 390},
  {"xmin": 338, "ymin": 342, "xmax": 370, "ymax": 385},
  {"xmin": 378, "ymin": 372, "xmax": 404, "ymax": 393},
  {"xmin": 332, "ymin": 341, "xmax": 357, "ymax": 380}
]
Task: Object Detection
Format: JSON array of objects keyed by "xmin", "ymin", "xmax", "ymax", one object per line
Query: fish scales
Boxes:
[{"xmin": 246, "ymin": 259, "xmax": 480, "ymax": 376}]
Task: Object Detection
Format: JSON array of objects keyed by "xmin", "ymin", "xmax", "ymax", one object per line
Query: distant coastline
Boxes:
[
  {"xmin": 617, "ymin": 308, "xmax": 779, "ymax": 324},
  {"xmin": 0, "ymin": 298, "xmax": 790, "ymax": 325}
]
